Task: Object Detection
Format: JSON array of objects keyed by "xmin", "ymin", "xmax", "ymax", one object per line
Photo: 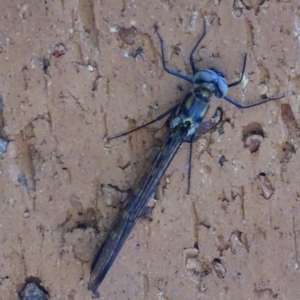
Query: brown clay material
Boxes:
[{"xmin": 0, "ymin": 1, "xmax": 299, "ymax": 299}]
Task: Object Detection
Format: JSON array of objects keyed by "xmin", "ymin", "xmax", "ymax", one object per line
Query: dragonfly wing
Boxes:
[
  {"xmin": 88, "ymin": 126, "xmax": 187, "ymax": 294},
  {"xmin": 88, "ymin": 204, "xmax": 135, "ymax": 294}
]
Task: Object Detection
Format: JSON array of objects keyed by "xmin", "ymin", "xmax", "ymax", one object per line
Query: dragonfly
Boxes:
[{"xmin": 88, "ymin": 21, "xmax": 284, "ymax": 296}]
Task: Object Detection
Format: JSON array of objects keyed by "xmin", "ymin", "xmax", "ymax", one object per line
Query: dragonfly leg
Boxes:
[
  {"xmin": 223, "ymin": 94, "xmax": 285, "ymax": 109},
  {"xmin": 184, "ymin": 107, "xmax": 223, "ymax": 194},
  {"xmin": 154, "ymin": 24, "xmax": 193, "ymax": 83},
  {"xmin": 227, "ymin": 53, "xmax": 247, "ymax": 88},
  {"xmin": 107, "ymin": 103, "xmax": 180, "ymax": 140},
  {"xmin": 225, "ymin": 53, "xmax": 285, "ymax": 108},
  {"xmin": 187, "ymin": 134, "xmax": 195, "ymax": 194},
  {"xmin": 189, "ymin": 19, "xmax": 207, "ymax": 75}
]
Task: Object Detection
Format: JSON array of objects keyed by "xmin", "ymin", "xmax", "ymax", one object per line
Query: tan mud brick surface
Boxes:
[{"xmin": 0, "ymin": 1, "xmax": 300, "ymax": 299}]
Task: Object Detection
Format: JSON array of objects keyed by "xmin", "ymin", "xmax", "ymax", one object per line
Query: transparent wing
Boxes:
[
  {"xmin": 88, "ymin": 126, "xmax": 185, "ymax": 294},
  {"xmin": 88, "ymin": 107, "xmax": 223, "ymax": 294}
]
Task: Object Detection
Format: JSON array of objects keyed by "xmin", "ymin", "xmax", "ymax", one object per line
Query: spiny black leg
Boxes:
[
  {"xmin": 228, "ymin": 53, "xmax": 247, "ymax": 88},
  {"xmin": 183, "ymin": 108, "xmax": 223, "ymax": 194},
  {"xmin": 223, "ymin": 94, "xmax": 285, "ymax": 109},
  {"xmin": 106, "ymin": 103, "xmax": 180, "ymax": 141},
  {"xmin": 189, "ymin": 19, "xmax": 207, "ymax": 75},
  {"xmin": 154, "ymin": 24, "xmax": 193, "ymax": 83},
  {"xmin": 187, "ymin": 134, "xmax": 195, "ymax": 194},
  {"xmin": 225, "ymin": 52, "xmax": 285, "ymax": 108}
]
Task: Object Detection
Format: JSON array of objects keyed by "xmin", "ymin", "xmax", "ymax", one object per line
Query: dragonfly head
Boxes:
[{"xmin": 193, "ymin": 69, "xmax": 228, "ymax": 98}]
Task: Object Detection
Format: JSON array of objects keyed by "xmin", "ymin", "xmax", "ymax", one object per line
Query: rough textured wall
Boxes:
[{"xmin": 0, "ymin": 0, "xmax": 299, "ymax": 299}]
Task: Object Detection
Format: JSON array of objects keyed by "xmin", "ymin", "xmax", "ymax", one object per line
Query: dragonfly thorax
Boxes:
[
  {"xmin": 193, "ymin": 69, "xmax": 228, "ymax": 98},
  {"xmin": 170, "ymin": 115, "xmax": 196, "ymax": 136},
  {"xmin": 170, "ymin": 90, "xmax": 210, "ymax": 137}
]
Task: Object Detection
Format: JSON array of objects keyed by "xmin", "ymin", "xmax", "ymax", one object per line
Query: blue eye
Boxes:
[
  {"xmin": 193, "ymin": 69, "xmax": 228, "ymax": 98},
  {"xmin": 214, "ymin": 76, "xmax": 228, "ymax": 98},
  {"xmin": 209, "ymin": 68, "xmax": 225, "ymax": 78}
]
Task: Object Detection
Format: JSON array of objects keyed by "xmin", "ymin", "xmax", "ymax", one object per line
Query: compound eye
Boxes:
[
  {"xmin": 214, "ymin": 76, "xmax": 228, "ymax": 98},
  {"xmin": 210, "ymin": 68, "xmax": 225, "ymax": 78},
  {"xmin": 193, "ymin": 69, "xmax": 219, "ymax": 84},
  {"xmin": 193, "ymin": 69, "xmax": 228, "ymax": 98}
]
